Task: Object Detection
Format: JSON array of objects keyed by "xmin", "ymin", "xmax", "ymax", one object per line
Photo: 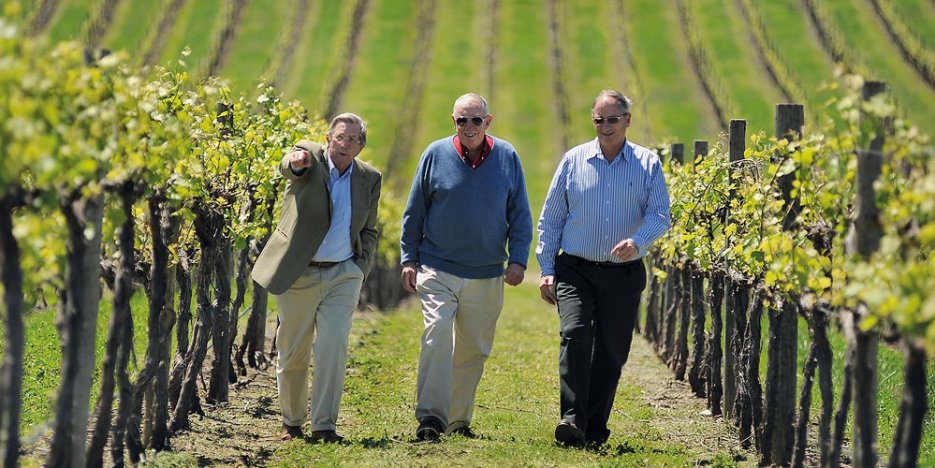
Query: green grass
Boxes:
[
  {"xmin": 156, "ymin": 0, "xmax": 225, "ymax": 72},
  {"xmin": 793, "ymin": 317, "xmax": 935, "ymax": 465},
  {"xmin": 338, "ymin": 0, "xmax": 419, "ymax": 171},
  {"xmin": 604, "ymin": 1, "xmax": 654, "ymax": 142},
  {"xmin": 102, "ymin": 0, "xmax": 164, "ymax": 56},
  {"xmin": 282, "ymin": 0, "xmax": 352, "ymax": 114},
  {"xmin": 399, "ymin": 0, "xmax": 486, "ymax": 191},
  {"xmin": 754, "ymin": 0, "xmax": 839, "ymax": 126},
  {"xmin": 822, "ymin": 0, "xmax": 935, "ymax": 136},
  {"xmin": 626, "ymin": 0, "xmax": 719, "ymax": 144},
  {"xmin": 559, "ymin": 0, "xmax": 623, "ymax": 144},
  {"xmin": 887, "ymin": 0, "xmax": 935, "ymax": 50},
  {"xmin": 492, "ymin": 0, "xmax": 562, "ymax": 228},
  {"xmin": 45, "ymin": 0, "xmax": 91, "ymax": 43},
  {"xmin": 11, "ymin": 291, "xmax": 156, "ymax": 434},
  {"xmin": 219, "ymin": 0, "xmax": 289, "ymax": 92},
  {"xmin": 271, "ymin": 282, "xmax": 748, "ymax": 466},
  {"xmin": 689, "ymin": 0, "xmax": 785, "ymax": 135}
]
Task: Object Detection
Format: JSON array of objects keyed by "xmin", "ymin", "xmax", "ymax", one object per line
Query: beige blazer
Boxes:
[{"xmin": 251, "ymin": 140, "xmax": 382, "ymax": 295}]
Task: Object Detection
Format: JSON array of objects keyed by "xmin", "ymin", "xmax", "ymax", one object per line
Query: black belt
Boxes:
[
  {"xmin": 308, "ymin": 260, "xmax": 339, "ymax": 268},
  {"xmin": 562, "ymin": 254, "xmax": 641, "ymax": 268}
]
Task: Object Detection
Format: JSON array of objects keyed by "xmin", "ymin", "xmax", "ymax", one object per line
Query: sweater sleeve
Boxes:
[
  {"xmin": 506, "ymin": 150, "xmax": 533, "ymax": 268},
  {"xmin": 400, "ymin": 149, "xmax": 431, "ymax": 265}
]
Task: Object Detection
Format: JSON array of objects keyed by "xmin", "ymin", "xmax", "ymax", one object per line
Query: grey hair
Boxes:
[
  {"xmin": 453, "ymin": 93, "xmax": 489, "ymax": 115},
  {"xmin": 328, "ymin": 112, "xmax": 367, "ymax": 146},
  {"xmin": 592, "ymin": 89, "xmax": 633, "ymax": 114}
]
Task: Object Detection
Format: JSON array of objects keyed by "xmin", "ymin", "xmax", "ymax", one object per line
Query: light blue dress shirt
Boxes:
[
  {"xmin": 536, "ymin": 139, "xmax": 671, "ymax": 276},
  {"xmin": 312, "ymin": 155, "xmax": 355, "ymax": 262}
]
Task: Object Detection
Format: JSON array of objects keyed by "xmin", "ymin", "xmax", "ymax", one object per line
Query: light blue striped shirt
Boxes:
[
  {"xmin": 536, "ymin": 139, "xmax": 671, "ymax": 276},
  {"xmin": 312, "ymin": 155, "xmax": 355, "ymax": 262}
]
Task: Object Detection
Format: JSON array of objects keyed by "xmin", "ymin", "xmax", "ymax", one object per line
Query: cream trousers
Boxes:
[
  {"xmin": 274, "ymin": 259, "xmax": 363, "ymax": 431},
  {"xmin": 415, "ymin": 265, "xmax": 504, "ymax": 430}
]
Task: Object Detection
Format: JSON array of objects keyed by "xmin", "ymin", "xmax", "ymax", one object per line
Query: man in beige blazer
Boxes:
[{"xmin": 252, "ymin": 113, "xmax": 381, "ymax": 443}]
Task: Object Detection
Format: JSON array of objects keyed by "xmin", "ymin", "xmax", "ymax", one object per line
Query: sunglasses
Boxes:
[
  {"xmin": 592, "ymin": 114, "xmax": 628, "ymax": 125},
  {"xmin": 455, "ymin": 116, "xmax": 487, "ymax": 127}
]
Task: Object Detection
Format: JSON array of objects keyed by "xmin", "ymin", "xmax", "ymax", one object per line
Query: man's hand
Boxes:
[
  {"xmin": 504, "ymin": 263, "xmax": 525, "ymax": 286},
  {"xmin": 401, "ymin": 262, "xmax": 418, "ymax": 293},
  {"xmin": 610, "ymin": 238, "xmax": 639, "ymax": 262},
  {"xmin": 288, "ymin": 149, "xmax": 312, "ymax": 170},
  {"xmin": 539, "ymin": 275, "xmax": 557, "ymax": 305}
]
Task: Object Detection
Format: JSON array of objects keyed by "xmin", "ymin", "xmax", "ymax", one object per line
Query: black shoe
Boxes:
[
  {"xmin": 309, "ymin": 430, "xmax": 344, "ymax": 444},
  {"xmin": 555, "ymin": 421, "xmax": 585, "ymax": 447},
  {"xmin": 416, "ymin": 417, "xmax": 445, "ymax": 441},
  {"xmin": 585, "ymin": 427, "xmax": 610, "ymax": 446},
  {"xmin": 448, "ymin": 424, "xmax": 477, "ymax": 438}
]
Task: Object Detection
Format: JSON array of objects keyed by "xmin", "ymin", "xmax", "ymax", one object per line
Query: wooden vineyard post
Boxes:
[
  {"xmin": 723, "ymin": 120, "xmax": 745, "ymax": 421},
  {"xmin": 762, "ymin": 103, "xmax": 804, "ymax": 466}
]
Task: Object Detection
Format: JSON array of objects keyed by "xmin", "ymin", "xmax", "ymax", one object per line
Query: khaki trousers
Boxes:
[
  {"xmin": 274, "ymin": 259, "xmax": 363, "ymax": 431},
  {"xmin": 415, "ymin": 265, "xmax": 504, "ymax": 430}
]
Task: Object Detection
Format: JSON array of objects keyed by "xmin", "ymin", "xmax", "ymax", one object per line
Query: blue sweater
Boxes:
[{"xmin": 400, "ymin": 135, "xmax": 533, "ymax": 279}]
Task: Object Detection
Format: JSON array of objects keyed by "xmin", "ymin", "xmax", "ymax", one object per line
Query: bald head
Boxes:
[{"xmin": 453, "ymin": 93, "xmax": 489, "ymax": 115}]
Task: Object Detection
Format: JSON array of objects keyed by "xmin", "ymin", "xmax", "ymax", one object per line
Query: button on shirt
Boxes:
[
  {"xmin": 312, "ymin": 156, "xmax": 355, "ymax": 262},
  {"xmin": 536, "ymin": 139, "xmax": 671, "ymax": 276}
]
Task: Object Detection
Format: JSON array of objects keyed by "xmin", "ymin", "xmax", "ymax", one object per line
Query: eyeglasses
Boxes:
[
  {"xmin": 455, "ymin": 116, "xmax": 487, "ymax": 127},
  {"xmin": 331, "ymin": 134, "xmax": 362, "ymax": 145},
  {"xmin": 592, "ymin": 114, "xmax": 628, "ymax": 125}
]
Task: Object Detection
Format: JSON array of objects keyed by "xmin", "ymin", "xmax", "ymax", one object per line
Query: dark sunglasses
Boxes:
[
  {"xmin": 592, "ymin": 114, "xmax": 628, "ymax": 125},
  {"xmin": 455, "ymin": 116, "xmax": 487, "ymax": 126}
]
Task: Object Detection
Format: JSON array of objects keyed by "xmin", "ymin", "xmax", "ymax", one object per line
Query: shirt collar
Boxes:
[
  {"xmin": 589, "ymin": 138, "xmax": 629, "ymax": 163},
  {"xmin": 453, "ymin": 134, "xmax": 495, "ymax": 155},
  {"xmin": 326, "ymin": 151, "xmax": 355, "ymax": 178}
]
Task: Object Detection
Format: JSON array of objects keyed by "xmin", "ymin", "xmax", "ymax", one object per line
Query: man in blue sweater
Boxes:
[{"xmin": 400, "ymin": 93, "xmax": 532, "ymax": 441}]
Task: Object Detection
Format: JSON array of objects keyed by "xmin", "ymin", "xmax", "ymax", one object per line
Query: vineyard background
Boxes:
[{"xmin": 1, "ymin": 0, "xmax": 935, "ymax": 466}]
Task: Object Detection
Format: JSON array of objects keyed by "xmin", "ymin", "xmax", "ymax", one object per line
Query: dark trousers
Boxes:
[{"xmin": 555, "ymin": 254, "xmax": 646, "ymax": 439}]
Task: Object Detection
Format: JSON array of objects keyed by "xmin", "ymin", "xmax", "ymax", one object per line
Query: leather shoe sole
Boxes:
[{"xmin": 554, "ymin": 421, "xmax": 584, "ymax": 446}]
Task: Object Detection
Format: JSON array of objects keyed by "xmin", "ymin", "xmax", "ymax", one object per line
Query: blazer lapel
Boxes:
[
  {"xmin": 319, "ymin": 151, "xmax": 332, "ymax": 219},
  {"xmin": 350, "ymin": 164, "xmax": 366, "ymax": 229}
]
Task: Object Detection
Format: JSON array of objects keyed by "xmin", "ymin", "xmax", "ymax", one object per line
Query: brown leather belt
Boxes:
[{"xmin": 308, "ymin": 260, "xmax": 339, "ymax": 268}]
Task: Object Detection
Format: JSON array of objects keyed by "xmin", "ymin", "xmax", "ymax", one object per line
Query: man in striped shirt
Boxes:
[{"xmin": 536, "ymin": 89, "xmax": 671, "ymax": 447}]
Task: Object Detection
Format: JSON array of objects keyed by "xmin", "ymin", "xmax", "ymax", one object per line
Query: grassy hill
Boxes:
[{"xmin": 25, "ymin": 0, "xmax": 935, "ymax": 185}]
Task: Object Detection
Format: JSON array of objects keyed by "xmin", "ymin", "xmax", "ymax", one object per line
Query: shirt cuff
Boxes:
[
  {"xmin": 631, "ymin": 235, "xmax": 648, "ymax": 257},
  {"xmin": 289, "ymin": 163, "xmax": 307, "ymax": 176}
]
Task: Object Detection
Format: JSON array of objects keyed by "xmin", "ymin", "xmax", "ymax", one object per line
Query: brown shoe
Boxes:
[
  {"xmin": 281, "ymin": 423, "xmax": 303, "ymax": 441},
  {"xmin": 309, "ymin": 430, "xmax": 344, "ymax": 444}
]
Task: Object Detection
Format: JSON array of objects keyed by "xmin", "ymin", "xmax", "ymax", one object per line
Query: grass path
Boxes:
[{"xmin": 141, "ymin": 282, "xmax": 752, "ymax": 466}]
